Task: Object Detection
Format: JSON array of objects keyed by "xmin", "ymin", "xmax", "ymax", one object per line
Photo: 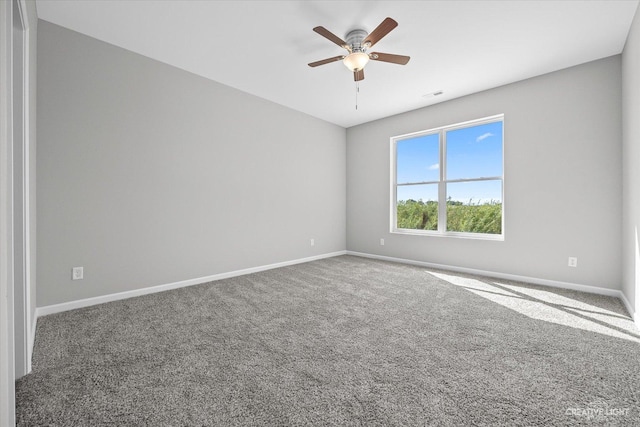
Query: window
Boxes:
[{"xmin": 391, "ymin": 115, "xmax": 504, "ymax": 239}]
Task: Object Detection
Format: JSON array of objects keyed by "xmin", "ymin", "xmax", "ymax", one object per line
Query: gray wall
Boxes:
[
  {"xmin": 347, "ymin": 56, "xmax": 622, "ymax": 290},
  {"xmin": 622, "ymin": 7, "xmax": 640, "ymax": 315},
  {"xmin": 37, "ymin": 21, "xmax": 346, "ymax": 307}
]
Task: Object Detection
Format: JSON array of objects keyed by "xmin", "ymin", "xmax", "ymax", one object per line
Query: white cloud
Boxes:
[
  {"xmin": 476, "ymin": 132, "xmax": 493, "ymax": 142},
  {"xmin": 428, "ymin": 163, "xmax": 439, "ymax": 170}
]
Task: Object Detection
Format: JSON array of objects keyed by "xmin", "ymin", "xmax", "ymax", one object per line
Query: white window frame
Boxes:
[{"xmin": 390, "ymin": 114, "xmax": 504, "ymax": 240}]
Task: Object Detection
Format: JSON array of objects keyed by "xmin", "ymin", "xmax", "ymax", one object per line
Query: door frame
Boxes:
[
  {"xmin": 0, "ymin": 0, "xmax": 16, "ymax": 424},
  {"xmin": 12, "ymin": 0, "xmax": 32, "ymax": 378},
  {"xmin": 0, "ymin": 0, "xmax": 32, "ymax": 424}
]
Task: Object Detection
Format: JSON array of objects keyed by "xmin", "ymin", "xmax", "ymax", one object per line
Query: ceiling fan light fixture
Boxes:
[{"xmin": 343, "ymin": 52, "xmax": 370, "ymax": 72}]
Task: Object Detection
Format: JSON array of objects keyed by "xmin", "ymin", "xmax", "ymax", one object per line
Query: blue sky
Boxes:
[{"xmin": 396, "ymin": 121, "xmax": 503, "ymax": 204}]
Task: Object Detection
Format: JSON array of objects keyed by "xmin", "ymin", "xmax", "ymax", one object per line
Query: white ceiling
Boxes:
[{"xmin": 35, "ymin": 0, "xmax": 638, "ymax": 128}]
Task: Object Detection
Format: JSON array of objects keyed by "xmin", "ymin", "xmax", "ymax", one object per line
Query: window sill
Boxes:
[{"xmin": 390, "ymin": 229, "xmax": 504, "ymax": 241}]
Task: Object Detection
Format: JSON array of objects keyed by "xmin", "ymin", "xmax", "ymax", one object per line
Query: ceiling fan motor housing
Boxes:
[{"xmin": 345, "ymin": 29, "xmax": 369, "ymax": 52}]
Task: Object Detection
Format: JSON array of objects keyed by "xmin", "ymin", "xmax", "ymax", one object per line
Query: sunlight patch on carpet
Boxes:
[{"xmin": 428, "ymin": 271, "xmax": 640, "ymax": 344}]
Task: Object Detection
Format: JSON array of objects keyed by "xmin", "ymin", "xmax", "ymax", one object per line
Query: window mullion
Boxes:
[{"xmin": 438, "ymin": 130, "xmax": 446, "ymax": 233}]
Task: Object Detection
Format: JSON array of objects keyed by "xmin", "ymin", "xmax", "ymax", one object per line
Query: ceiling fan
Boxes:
[{"xmin": 308, "ymin": 17, "xmax": 410, "ymax": 82}]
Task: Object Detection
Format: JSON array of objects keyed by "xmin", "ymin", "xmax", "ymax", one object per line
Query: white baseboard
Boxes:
[
  {"xmin": 32, "ymin": 249, "xmax": 640, "ymax": 335},
  {"xmin": 618, "ymin": 291, "xmax": 637, "ymax": 326},
  {"xmin": 347, "ymin": 251, "xmax": 634, "ymax": 315},
  {"xmin": 36, "ymin": 251, "xmax": 347, "ymax": 319}
]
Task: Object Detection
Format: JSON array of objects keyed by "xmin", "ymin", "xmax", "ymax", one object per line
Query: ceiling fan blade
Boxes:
[
  {"xmin": 369, "ymin": 52, "xmax": 410, "ymax": 65},
  {"xmin": 308, "ymin": 56, "xmax": 345, "ymax": 67},
  {"xmin": 313, "ymin": 26, "xmax": 349, "ymax": 49},
  {"xmin": 354, "ymin": 69, "xmax": 364, "ymax": 81},
  {"xmin": 363, "ymin": 17, "xmax": 398, "ymax": 48}
]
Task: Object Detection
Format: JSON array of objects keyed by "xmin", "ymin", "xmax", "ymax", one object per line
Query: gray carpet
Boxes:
[{"xmin": 15, "ymin": 255, "xmax": 640, "ymax": 426}]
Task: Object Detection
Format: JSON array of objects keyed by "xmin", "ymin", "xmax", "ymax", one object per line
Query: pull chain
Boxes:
[{"xmin": 355, "ymin": 82, "xmax": 359, "ymax": 110}]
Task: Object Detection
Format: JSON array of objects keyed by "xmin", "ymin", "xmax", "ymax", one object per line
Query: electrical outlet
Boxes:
[
  {"xmin": 72, "ymin": 266, "xmax": 84, "ymax": 280},
  {"xmin": 568, "ymin": 257, "xmax": 578, "ymax": 268},
  {"xmin": 380, "ymin": 238, "xmax": 385, "ymax": 246},
  {"xmin": 310, "ymin": 238, "xmax": 315, "ymax": 247}
]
